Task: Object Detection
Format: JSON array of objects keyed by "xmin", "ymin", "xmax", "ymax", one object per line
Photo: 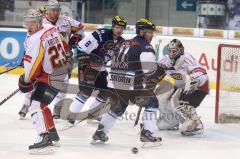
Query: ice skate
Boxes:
[{"xmin": 29, "ymin": 133, "xmax": 54, "ymax": 155}]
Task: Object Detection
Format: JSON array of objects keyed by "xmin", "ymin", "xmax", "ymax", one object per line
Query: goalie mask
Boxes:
[{"xmin": 168, "ymin": 39, "xmax": 184, "ymax": 64}]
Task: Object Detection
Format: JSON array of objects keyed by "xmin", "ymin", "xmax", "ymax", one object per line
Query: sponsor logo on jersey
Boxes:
[
  {"xmin": 110, "ymin": 74, "xmax": 131, "ymax": 84},
  {"xmin": 41, "ymin": 27, "xmax": 58, "ymax": 41},
  {"xmin": 170, "ymin": 73, "xmax": 183, "ymax": 80},
  {"xmin": 48, "ymin": 37, "xmax": 60, "ymax": 46}
]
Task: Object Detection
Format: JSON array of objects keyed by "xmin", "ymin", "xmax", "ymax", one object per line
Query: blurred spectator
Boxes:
[{"xmin": 228, "ymin": 0, "xmax": 240, "ymax": 30}]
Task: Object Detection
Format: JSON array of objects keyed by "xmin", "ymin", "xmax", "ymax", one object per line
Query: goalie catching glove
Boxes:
[{"xmin": 18, "ymin": 74, "xmax": 33, "ymax": 93}]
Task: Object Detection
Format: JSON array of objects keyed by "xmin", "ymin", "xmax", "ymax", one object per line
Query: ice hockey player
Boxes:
[
  {"xmin": 18, "ymin": 9, "xmax": 68, "ymax": 154},
  {"xmin": 156, "ymin": 39, "xmax": 209, "ymax": 136},
  {"xmin": 18, "ymin": 5, "xmax": 47, "ymax": 119},
  {"xmin": 18, "ymin": 6, "xmax": 47, "ymax": 120},
  {"xmin": 91, "ymin": 19, "xmax": 165, "ymax": 147},
  {"xmin": 18, "ymin": 0, "xmax": 84, "ymax": 120},
  {"xmin": 68, "ymin": 16, "xmax": 127, "ymax": 123}
]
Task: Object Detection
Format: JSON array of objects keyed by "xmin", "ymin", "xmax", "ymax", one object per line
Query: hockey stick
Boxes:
[
  {"xmin": 0, "ymin": 59, "xmax": 23, "ymax": 75},
  {"xmin": 0, "ymin": 66, "xmax": 19, "ymax": 75},
  {"xmin": 134, "ymin": 106, "xmax": 143, "ymax": 127},
  {"xmin": 59, "ymin": 99, "xmax": 111, "ymax": 132},
  {"xmin": 0, "ymin": 88, "xmax": 20, "ymax": 106}
]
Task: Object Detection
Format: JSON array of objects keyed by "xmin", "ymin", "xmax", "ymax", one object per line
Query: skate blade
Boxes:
[
  {"xmin": 29, "ymin": 146, "xmax": 54, "ymax": 155},
  {"xmin": 141, "ymin": 141, "xmax": 162, "ymax": 148},
  {"xmin": 19, "ymin": 114, "xmax": 27, "ymax": 120},
  {"xmin": 51, "ymin": 141, "xmax": 61, "ymax": 147},
  {"xmin": 90, "ymin": 140, "xmax": 105, "ymax": 145},
  {"xmin": 87, "ymin": 119, "xmax": 100, "ymax": 124},
  {"xmin": 19, "ymin": 116, "xmax": 26, "ymax": 120},
  {"xmin": 158, "ymin": 127, "xmax": 179, "ymax": 131},
  {"xmin": 181, "ymin": 129, "xmax": 204, "ymax": 136}
]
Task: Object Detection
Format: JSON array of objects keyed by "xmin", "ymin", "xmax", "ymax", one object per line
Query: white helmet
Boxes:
[
  {"xmin": 23, "ymin": 9, "xmax": 43, "ymax": 27},
  {"xmin": 45, "ymin": 0, "xmax": 61, "ymax": 10}
]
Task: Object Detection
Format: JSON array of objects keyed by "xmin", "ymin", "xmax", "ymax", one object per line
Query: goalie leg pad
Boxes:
[
  {"xmin": 170, "ymin": 89, "xmax": 204, "ymax": 135},
  {"xmin": 157, "ymin": 88, "xmax": 180, "ymax": 130},
  {"xmin": 170, "ymin": 89, "xmax": 193, "ymax": 123}
]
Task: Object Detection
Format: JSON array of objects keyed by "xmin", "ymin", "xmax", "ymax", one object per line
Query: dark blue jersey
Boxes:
[
  {"xmin": 78, "ymin": 28, "xmax": 124, "ymax": 64},
  {"xmin": 108, "ymin": 36, "xmax": 157, "ymax": 90}
]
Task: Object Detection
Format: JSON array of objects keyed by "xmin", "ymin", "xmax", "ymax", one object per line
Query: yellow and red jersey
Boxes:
[
  {"xmin": 43, "ymin": 15, "xmax": 84, "ymax": 43},
  {"xmin": 23, "ymin": 24, "xmax": 67, "ymax": 87}
]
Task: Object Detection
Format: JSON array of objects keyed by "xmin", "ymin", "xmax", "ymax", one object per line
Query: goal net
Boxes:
[{"xmin": 215, "ymin": 44, "xmax": 240, "ymax": 123}]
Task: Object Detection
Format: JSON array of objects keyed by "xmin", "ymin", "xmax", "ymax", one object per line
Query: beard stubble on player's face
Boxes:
[
  {"xmin": 47, "ymin": 9, "xmax": 60, "ymax": 23},
  {"xmin": 112, "ymin": 25, "xmax": 124, "ymax": 38}
]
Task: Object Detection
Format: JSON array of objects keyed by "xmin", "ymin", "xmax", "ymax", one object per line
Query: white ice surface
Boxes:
[{"xmin": 0, "ymin": 74, "xmax": 240, "ymax": 159}]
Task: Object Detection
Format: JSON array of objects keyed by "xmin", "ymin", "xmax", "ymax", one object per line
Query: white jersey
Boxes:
[
  {"xmin": 43, "ymin": 15, "xmax": 84, "ymax": 43},
  {"xmin": 158, "ymin": 52, "xmax": 209, "ymax": 93},
  {"xmin": 23, "ymin": 24, "xmax": 68, "ymax": 91}
]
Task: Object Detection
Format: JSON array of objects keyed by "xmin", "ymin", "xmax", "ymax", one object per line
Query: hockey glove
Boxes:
[
  {"xmin": 69, "ymin": 34, "xmax": 83, "ymax": 48},
  {"xmin": 18, "ymin": 75, "xmax": 33, "ymax": 93}
]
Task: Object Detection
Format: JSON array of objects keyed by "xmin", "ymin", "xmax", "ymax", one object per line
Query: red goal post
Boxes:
[{"xmin": 215, "ymin": 44, "xmax": 240, "ymax": 123}]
